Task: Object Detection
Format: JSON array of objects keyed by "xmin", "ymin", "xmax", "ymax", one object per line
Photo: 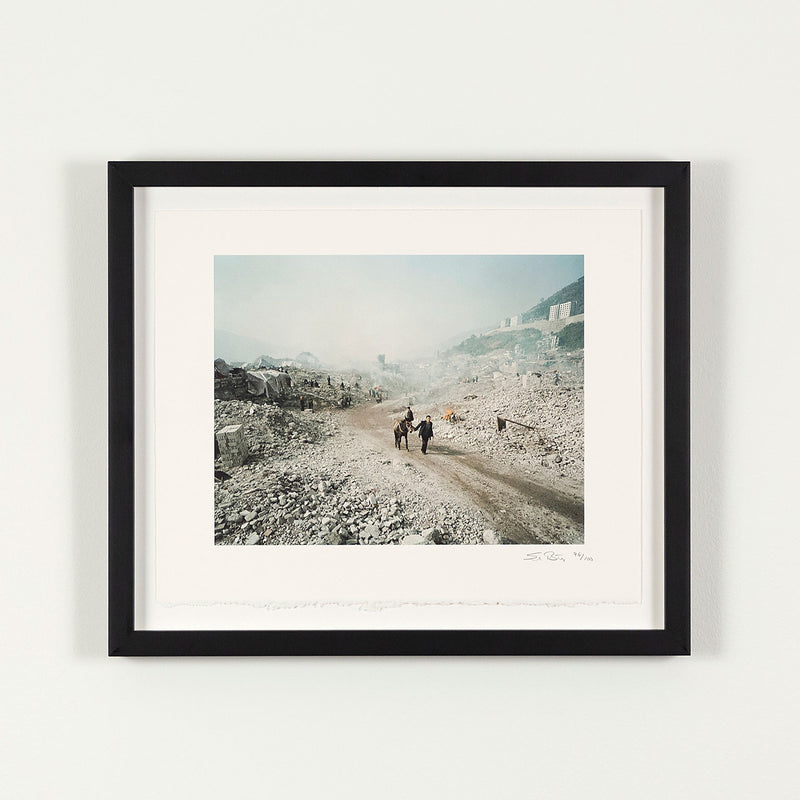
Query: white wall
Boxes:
[{"xmin": 2, "ymin": 1, "xmax": 798, "ymax": 797}]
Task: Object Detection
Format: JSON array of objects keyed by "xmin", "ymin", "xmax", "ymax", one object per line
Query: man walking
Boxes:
[{"xmin": 415, "ymin": 415, "xmax": 434, "ymax": 454}]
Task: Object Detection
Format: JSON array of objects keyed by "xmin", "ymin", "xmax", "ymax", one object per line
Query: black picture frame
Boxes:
[{"xmin": 108, "ymin": 161, "xmax": 690, "ymax": 656}]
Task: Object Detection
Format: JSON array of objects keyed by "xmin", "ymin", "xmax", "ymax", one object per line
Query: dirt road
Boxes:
[{"xmin": 341, "ymin": 400, "xmax": 584, "ymax": 545}]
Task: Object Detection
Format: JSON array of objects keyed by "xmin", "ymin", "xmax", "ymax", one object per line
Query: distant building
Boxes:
[
  {"xmin": 510, "ymin": 315, "xmax": 520, "ymax": 326},
  {"xmin": 548, "ymin": 301, "xmax": 572, "ymax": 321}
]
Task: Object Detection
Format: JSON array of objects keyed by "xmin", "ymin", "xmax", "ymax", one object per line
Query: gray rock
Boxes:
[
  {"xmin": 325, "ymin": 528, "xmax": 345, "ymax": 545},
  {"xmin": 362, "ymin": 524, "xmax": 379, "ymax": 540},
  {"xmin": 483, "ymin": 529, "xmax": 501, "ymax": 545},
  {"xmin": 245, "ymin": 532, "xmax": 261, "ymax": 545},
  {"xmin": 422, "ymin": 528, "xmax": 443, "ymax": 544},
  {"xmin": 401, "ymin": 534, "xmax": 427, "ymax": 545}
]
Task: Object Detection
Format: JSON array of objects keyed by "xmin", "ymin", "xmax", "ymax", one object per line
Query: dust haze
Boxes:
[
  {"xmin": 214, "ymin": 254, "xmax": 585, "ymax": 546},
  {"xmin": 214, "ymin": 255, "xmax": 583, "ymax": 365}
]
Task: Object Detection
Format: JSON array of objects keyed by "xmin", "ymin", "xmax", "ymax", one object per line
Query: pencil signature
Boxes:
[{"xmin": 523, "ymin": 551, "xmax": 595, "ymax": 563}]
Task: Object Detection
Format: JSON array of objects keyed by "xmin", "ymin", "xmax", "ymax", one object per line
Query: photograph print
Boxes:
[{"xmin": 213, "ymin": 255, "xmax": 585, "ymax": 547}]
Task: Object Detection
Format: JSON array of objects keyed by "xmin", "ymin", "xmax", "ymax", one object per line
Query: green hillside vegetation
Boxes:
[
  {"xmin": 558, "ymin": 321, "xmax": 584, "ymax": 350},
  {"xmin": 522, "ymin": 276, "xmax": 584, "ymax": 322},
  {"xmin": 447, "ymin": 277, "xmax": 585, "ymax": 356},
  {"xmin": 448, "ymin": 327, "xmax": 542, "ymax": 357}
]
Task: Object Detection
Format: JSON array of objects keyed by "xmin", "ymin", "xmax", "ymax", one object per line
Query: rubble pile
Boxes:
[
  {"xmin": 214, "ymin": 399, "xmax": 495, "ymax": 545},
  {"xmin": 426, "ymin": 372, "xmax": 584, "ymax": 482},
  {"xmin": 214, "ymin": 399, "xmax": 331, "ymax": 461},
  {"xmin": 214, "ymin": 369, "xmax": 248, "ymax": 400},
  {"xmin": 214, "ymin": 358, "xmax": 372, "ymax": 408}
]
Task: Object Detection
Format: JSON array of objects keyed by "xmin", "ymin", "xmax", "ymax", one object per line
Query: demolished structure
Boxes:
[
  {"xmin": 246, "ymin": 369, "xmax": 292, "ymax": 399},
  {"xmin": 215, "ymin": 359, "xmax": 293, "ymax": 401}
]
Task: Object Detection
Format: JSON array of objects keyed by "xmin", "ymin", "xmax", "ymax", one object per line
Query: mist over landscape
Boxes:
[
  {"xmin": 214, "ymin": 253, "xmax": 586, "ymax": 548},
  {"xmin": 214, "ymin": 254, "xmax": 584, "ymax": 366}
]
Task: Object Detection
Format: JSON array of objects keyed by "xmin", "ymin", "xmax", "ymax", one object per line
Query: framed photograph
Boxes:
[{"xmin": 108, "ymin": 161, "xmax": 689, "ymax": 656}]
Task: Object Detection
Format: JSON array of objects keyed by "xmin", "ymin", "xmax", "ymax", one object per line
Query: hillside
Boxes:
[
  {"xmin": 447, "ymin": 327, "xmax": 542, "ymax": 357},
  {"xmin": 521, "ymin": 276, "xmax": 584, "ymax": 322},
  {"xmin": 557, "ymin": 321, "xmax": 584, "ymax": 350},
  {"xmin": 446, "ymin": 275, "xmax": 585, "ymax": 356}
]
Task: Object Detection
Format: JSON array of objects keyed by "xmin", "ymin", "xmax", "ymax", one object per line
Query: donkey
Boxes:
[{"xmin": 393, "ymin": 418, "xmax": 411, "ymax": 450}]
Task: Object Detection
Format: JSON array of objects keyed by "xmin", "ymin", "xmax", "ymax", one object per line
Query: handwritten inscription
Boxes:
[{"xmin": 523, "ymin": 550, "xmax": 595, "ymax": 563}]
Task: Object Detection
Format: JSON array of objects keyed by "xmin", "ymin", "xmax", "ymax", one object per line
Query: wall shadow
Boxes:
[
  {"xmin": 690, "ymin": 161, "xmax": 730, "ymax": 656},
  {"xmin": 65, "ymin": 162, "xmax": 108, "ymax": 658}
]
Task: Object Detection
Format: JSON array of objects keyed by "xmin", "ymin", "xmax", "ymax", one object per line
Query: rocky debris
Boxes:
[
  {"xmin": 217, "ymin": 361, "xmax": 373, "ymax": 412},
  {"xmin": 420, "ymin": 372, "xmax": 584, "ymax": 482},
  {"xmin": 214, "ymin": 368, "xmax": 249, "ymax": 400},
  {"xmin": 213, "ymin": 398, "xmax": 493, "ymax": 546},
  {"xmin": 324, "ymin": 527, "xmax": 345, "ymax": 545},
  {"xmin": 421, "ymin": 527, "xmax": 443, "ymax": 544},
  {"xmin": 483, "ymin": 529, "xmax": 501, "ymax": 545},
  {"xmin": 214, "ymin": 400, "xmax": 329, "ymax": 461},
  {"xmin": 212, "ymin": 346, "xmax": 583, "ymax": 547}
]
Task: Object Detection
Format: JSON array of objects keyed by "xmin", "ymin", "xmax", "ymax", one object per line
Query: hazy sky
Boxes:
[{"xmin": 215, "ymin": 255, "xmax": 583, "ymax": 364}]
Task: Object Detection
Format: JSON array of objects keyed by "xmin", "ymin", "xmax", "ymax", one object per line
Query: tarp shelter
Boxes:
[{"xmin": 246, "ymin": 369, "xmax": 292, "ymax": 398}]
